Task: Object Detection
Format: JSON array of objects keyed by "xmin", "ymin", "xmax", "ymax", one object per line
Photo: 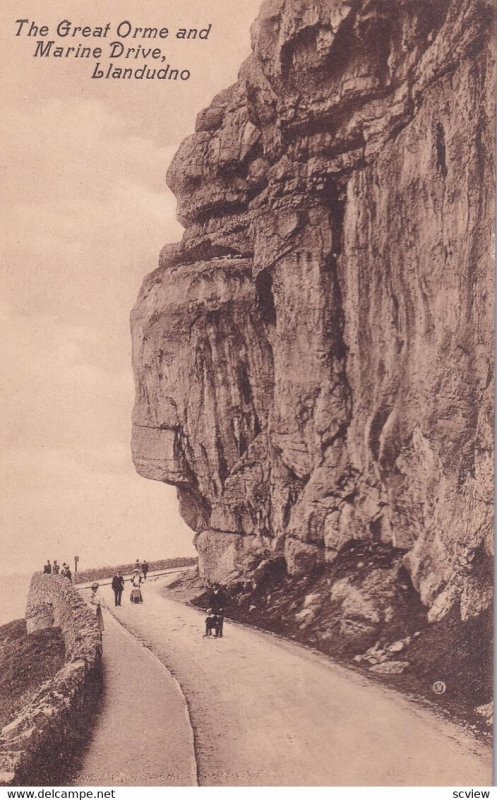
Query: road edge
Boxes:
[{"xmin": 105, "ymin": 610, "xmax": 200, "ymax": 787}]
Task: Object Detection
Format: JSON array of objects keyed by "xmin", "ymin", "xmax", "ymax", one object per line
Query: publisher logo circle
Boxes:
[{"xmin": 432, "ymin": 681, "xmax": 446, "ymax": 695}]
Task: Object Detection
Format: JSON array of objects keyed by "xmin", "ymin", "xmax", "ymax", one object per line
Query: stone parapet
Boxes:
[{"xmin": 0, "ymin": 574, "xmax": 102, "ymax": 786}]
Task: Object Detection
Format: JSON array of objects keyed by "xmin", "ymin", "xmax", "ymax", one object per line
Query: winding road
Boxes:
[
  {"xmin": 76, "ymin": 575, "xmax": 491, "ymax": 786},
  {"xmin": 73, "ymin": 607, "xmax": 196, "ymax": 786}
]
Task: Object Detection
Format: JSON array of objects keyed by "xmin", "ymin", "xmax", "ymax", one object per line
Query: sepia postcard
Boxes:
[{"xmin": 0, "ymin": 0, "xmax": 494, "ymax": 790}]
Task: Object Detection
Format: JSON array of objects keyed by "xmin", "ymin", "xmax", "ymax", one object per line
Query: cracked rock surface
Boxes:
[{"xmin": 131, "ymin": 0, "xmax": 495, "ymax": 623}]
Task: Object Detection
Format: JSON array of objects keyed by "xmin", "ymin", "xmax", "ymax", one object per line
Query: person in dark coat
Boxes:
[
  {"xmin": 141, "ymin": 560, "xmax": 149, "ymax": 580},
  {"xmin": 112, "ymin": 571, "xmax": 125, "ymax": 606},
  {"xmin": 43, "ymin": 560, "xmax": 52, "ymax": 574},
  {"xmin": 208, "ymin": 584, "xmax": 227, "ymax": 613},
  {"xmin": 207, "ymin": 583, "xmax": 227, "ymax": 637},
  {"xmin": 52, "ymin": 560, "xmax": 60, "ymax": 575}
]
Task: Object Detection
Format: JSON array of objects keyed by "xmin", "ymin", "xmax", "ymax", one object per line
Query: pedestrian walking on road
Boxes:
[
  {"xmin": 112, "ymin": 571, "xmax": 125, "ymax": 606},
  {"xmin": 130, "ymin": 568, "xmax": 143, "ymax": 604},
  {"xmin": 142, "ymin": 560, "xmax": 149, "ymax": 580}
]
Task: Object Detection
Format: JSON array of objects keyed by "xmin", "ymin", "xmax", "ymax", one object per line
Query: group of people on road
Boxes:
[
  {"xmin": 111, "ymin": 560, "xmax": 148, "ymax": 606},
  {"xmin": 135, "ymin": 559, "xmax": 149, "ymax": 580},
  {"xmin": 79, "ymin": 558, "xmax": 229, "ymax": 642},
  {"xmin": 88, "ymin": 559, "xmax": 148, "ymax": 631},
  {"xmin": 43, "ymin": 559, "xmax": 72, "ymax": 581}
]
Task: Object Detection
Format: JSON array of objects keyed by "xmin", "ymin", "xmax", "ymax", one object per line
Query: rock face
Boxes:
[{"xmin": 131, "ymin": 0, "xmax": 495, "ymax": 623}]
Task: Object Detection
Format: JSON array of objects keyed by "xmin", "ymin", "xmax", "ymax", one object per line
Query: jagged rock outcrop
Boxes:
[{"xmin": 131, "ymin": 0, "xmax": 495, "ymax": 624}]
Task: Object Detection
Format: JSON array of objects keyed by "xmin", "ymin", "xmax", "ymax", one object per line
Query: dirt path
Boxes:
[
  {"xmin": 73, "ymin": 609, "xmax": 197, "ymax": 786},
  {"xmin": 106, "ymin": 576, "xmax": 491, "ymax": 787}
]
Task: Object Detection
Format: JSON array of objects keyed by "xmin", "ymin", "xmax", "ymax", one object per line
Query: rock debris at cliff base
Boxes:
[
  {"xmin": 170, "ymin": 549, "xmax": 492, "ymax": 735},
  {"xmin": 131, "ymin": 0, "xmax": 494, "ymax": 651}
]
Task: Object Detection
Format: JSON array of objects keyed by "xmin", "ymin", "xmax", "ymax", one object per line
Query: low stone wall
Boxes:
[
  {"xmin": 75, "ymin": 556, "xmax": 198, "ymax": 584},
  {"xmin": 0, "ymin": 574, "xmax": 103, "ymax": 786}
]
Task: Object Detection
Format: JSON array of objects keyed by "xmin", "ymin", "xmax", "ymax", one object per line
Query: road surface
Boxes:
[
  {"xmin": 73, "ymin": 607, "xmax": 197, "ymax": 786},
  {"xmin": 99, "ymin": 576, "xmax": 492, "ymax": 786}
]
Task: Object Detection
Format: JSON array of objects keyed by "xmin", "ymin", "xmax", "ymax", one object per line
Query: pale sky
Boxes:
[{"xmin": 0, "ymin": 0, "xmax": 262, "ymax": 575}]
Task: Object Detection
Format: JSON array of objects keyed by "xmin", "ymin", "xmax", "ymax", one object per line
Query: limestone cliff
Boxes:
[{"xmin": 131, "ymin": 0, "xmax": 495, "ymax": 627}]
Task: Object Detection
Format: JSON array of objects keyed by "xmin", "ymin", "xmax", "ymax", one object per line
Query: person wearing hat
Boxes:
[
  {"xmin": 208, "ymin": 583, "xmax": 226, "ymax": 612},
  {"xmin": 89, "ymin": 582, "xmax": 105, "ymax": 632},
  {"xmin": 130, "ymin": 568, "xmax": 143, "ymax": 603},
  {"xmin": 111, "ymin": 571, "xmax": 125, "ymax": 606}
]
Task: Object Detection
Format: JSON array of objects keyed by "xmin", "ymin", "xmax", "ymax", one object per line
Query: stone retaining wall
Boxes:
[{"xmin": 0, "ymin": 574, "xmax": 103, "ymax": 786}]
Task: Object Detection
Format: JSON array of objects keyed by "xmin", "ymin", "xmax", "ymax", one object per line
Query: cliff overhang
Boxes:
[{"xmin": 131, "ymin": 0, "xmax": 494, "ymax": 627}]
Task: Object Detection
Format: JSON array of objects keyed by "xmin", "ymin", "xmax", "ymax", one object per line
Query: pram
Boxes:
[
  {"xmin": 204, "ymin": 613, "xmax": 224, "ymax": 637},
  {"xmin": 130, "ymin": 587, "xmax": 143, "ymax": 604}
]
